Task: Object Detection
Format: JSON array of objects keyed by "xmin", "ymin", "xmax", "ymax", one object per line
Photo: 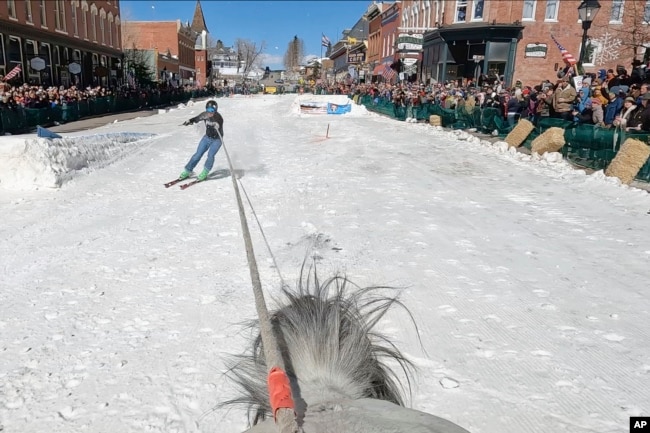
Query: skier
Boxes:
[{"xmin": 178, "ymin": 99, "xmax": 224, "ymax": 182}]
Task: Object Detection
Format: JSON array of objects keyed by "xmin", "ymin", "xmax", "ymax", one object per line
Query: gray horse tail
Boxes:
[{"xmin": 221, "ymin": 264, "xmax": 419, "ymax": 426}]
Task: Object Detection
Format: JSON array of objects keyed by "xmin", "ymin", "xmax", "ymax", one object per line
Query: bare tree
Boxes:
[
  {"xmin": 283, "ymin": 35, "xmax": 304, "ymax": 71},
  {"xmin": 121, "ymin": 20, "xmax": 155, "ymax": 86},
  {"xmin": 206, "ymin": 34, "xmax": 221, "ymax": 49},
  {"xmin": 606, "ymin": 1, "xmax": 650, "ymax": 61},
  {"xmin": 235, "ymin": 38, "xmax": 266, "ymax": 81}
]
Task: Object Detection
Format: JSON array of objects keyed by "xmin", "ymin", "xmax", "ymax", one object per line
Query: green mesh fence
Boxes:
[
  {"xmin": 0, "ymin": 91, "xmax": 211, "ymax": 135},
  {"xmin": 355, "ymin": 95, "xmax": 650, "ymax": 183},
  {"xmin": 563, "ymin": 124, "xmax": 618, "ymax": 171}
]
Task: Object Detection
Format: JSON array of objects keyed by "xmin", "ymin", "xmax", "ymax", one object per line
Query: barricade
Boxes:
[
  {"xmin": 0, "ymin": 90, "xmax": 213, "ymax": 135},
  {"xmin": 355, "ymin": 94, "xmax": 650, "ymax": 183}
]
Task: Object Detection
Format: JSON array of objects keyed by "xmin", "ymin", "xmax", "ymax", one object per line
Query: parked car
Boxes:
[{"xmin": 274, "ymin": 79, "xmax": 284, "ymax": 84}]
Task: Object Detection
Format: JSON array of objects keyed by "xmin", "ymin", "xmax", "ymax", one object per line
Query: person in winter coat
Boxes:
[
  {"xmin": 590, "ymin": 97, "xmax": 605, "ymax": 126},
  {"xmin": 628, "ymin": 93, "xmax": 650, "ymax": 132},
  {"xmin": 603, "ymin": 91, "xmax": 624, "ymax": 127},
  {"xmin": 613, "ymin": 97, "xmax": 638, "ymax": 130},
  {"xmin": 552, "ymin": 78, "xmax": 577, "ymax": 121},
  {"xmin": 178, "ymin": 100, "xmax": 224, "ymax": 182},
  {"xmin": 572, "ymin": 99, "xmax": 594, "ymax": 124}
]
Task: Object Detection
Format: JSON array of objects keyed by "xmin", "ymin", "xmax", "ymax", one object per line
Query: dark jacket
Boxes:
[
  {"xmin": 641, "ymin": 104, "xmax": 650, "ymax": 131},
  {"xmin": 186, "ymin": 111, "xmax": 224, "ymax": 139}
]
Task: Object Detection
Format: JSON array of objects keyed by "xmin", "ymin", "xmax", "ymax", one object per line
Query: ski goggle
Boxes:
[{"xmin": 206, "ymin": 107, "xmax": 216, "ymax": 113}]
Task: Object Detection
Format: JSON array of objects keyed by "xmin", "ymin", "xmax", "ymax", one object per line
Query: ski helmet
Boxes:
[{"xmin": 205, "ymin": 100, "xmax": 218, "ymax": 112}]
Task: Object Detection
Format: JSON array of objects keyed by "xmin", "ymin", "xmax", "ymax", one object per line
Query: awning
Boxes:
[{"xmin": 372, "ymin": 64, "xmax": 384, "ymax": 75}]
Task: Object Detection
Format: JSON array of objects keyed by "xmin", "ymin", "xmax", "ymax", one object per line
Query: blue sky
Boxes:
[{"xmin": 120, "ymin": 1, "xmax": 372, "ymax": 69}]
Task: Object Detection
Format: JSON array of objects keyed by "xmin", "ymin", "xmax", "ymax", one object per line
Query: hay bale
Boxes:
[
  {"xmin": 429, "ymin": 115, "xmax": 442, "ymax": 126},
  {"xmin": 504, "ymin": 118, "xmax": 534, "ymax": 147},
  {"xmin": 605, "ymin": 138, "xmax": 650, "ymax": 184},
  {"xmin": 531, "ymin": 127, "xmax": 566, "ymax": 155}
]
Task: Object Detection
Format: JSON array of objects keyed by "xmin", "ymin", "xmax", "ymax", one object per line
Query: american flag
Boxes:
[
  {"xmin": 550, "ymin": 34, "xmax": 577, "ymax": 65},
  {"xmin": 321, "ymin": 34, "xmax": 330, "ymax": 47},
  {"xmin": 382, "ymin": 64, "xmax": 396, "ymax": 81},
  {"xmin": 2, "ymin": 64, "xmax": 21, "ymax": 81}
]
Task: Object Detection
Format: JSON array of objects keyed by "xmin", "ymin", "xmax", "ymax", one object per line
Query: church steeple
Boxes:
[{"xmin": 191, "ymin": 0, "xmax": 209, "ymax": 34}]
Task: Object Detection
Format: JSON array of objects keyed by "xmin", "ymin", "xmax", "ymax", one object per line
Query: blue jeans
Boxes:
[{"xmin": 185, "ymin": 136, "xmax": 222, "ymax": 173}]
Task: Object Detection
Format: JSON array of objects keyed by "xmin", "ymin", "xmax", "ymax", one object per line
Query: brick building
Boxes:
[
  {"xmin": 121, "ymin": 19, "xmax": 197, "ymax": 85},
  {"xmin": 380, "ymin": 2, "xmax": 402, "ymax": 76},
  {"xmin": 349, "ymin": 0, "xmax": 650, "ymax": 87},
  {"xmin": 366, "ymin": 2, "xmax": 387, "ymax": 78},
  {"xmin": 191, "ymin": 0, "xmax": 209, "ymax": 87},
  {"xmin": 0, "ymin": 0, "xmax": 122, "ymax": 88}
]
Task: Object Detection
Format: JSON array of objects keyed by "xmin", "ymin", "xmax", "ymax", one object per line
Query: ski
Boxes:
[
  {"xmin": 179, "ymin": 179, "xmax": 203, "ymax": 190},
  {"xmin": 164, "ymin": 178, "xmax": 187, "ymax": 188}
]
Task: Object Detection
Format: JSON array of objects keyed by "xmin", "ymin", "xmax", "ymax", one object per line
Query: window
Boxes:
[
  {"xmin": 55, "ymin": 0, "xmax": 66, "ymax": 31},
  {"xmin": 108, "ymin": 13, "xmax": 113, "ymax": 46},
  {"xmin": 40, "ymin": 0, "xmax": 47, "ymax": 27},
  {"xmin": 100, "ymin": 17, "xmax": 105, "ymax": 44},
  {"xmin": 610, "ymin": 0, "xmax": 624, "ymax": 22},
  {"xmin": 472, "ymin": 0, "xmax": 484, "ymax": 20},
  {"xmin": 582, "ymin": 39, "xmax": 601, "ymax": 66},
  {"xmin": 644, "ymin": 0, "xmax": 650, "ymax": 24},
  {"xmin": 91, "ymin": 8, "xmax": 97, "ymax": 41},
  {"xmin": 25, "ymin": 0, "xmax": 33, "ymax": 22},
  {"xmin": 7, "ymin": 0, "xmax": 16, "ymax": 19},
  {"xmin": 82, "ymin": 5, "xmax": 88, "ymax": 39},
  {"xmin": 522, "ymin": 0, "xmax": 536, "ymax": 20},
  {"xmin": 545, "ymin": 0, "xmax": 559, "ymax": 20},
  {"xmin": 72, "ymin": 5, "xmax": 78, "ymax": 35},
  {"xmin": 455, "ymin": 0, "xmax": 468, "ymax": 22}
]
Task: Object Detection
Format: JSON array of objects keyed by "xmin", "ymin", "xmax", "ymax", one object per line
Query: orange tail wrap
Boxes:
[{"xmin": 267, "ymin": 367, "xmax": 295, "ymax": 419}]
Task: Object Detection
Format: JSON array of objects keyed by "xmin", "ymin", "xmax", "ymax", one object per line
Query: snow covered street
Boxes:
[{"xmin": 1, "ymin": 94, "xmax": 649, "ymax": 433}]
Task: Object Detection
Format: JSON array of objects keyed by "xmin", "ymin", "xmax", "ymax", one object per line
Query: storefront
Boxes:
[{"xmin": 421, "ymin": 23, "xmax": 523, "ymax": 87}]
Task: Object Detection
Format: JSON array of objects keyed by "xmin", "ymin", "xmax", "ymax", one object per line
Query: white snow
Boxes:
[{"xmin": 1, "ymin": 94, "xmax": 649, "ymax": 433}]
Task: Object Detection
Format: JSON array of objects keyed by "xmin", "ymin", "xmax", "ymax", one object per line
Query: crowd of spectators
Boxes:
[
  {"xmin": 0, "ymin": 81, "xmax": 205, "ymax": 112},
  {"xmin": 344, "ymin": 60, "xmax": 650, "ymax": 133},
  {"xmin": 4, "ymin": 61, "xmax": 650, "ymax": 134}
]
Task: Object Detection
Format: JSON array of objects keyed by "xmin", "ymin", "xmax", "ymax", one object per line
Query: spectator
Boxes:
[
  {"xmin": 553, "ymin": 77, "xmax": 577, "ymax": 121},
  {"xmin": 630, "ymin": 93, "xmax": 650, "ymax": 132},
  {"xmin": 629, "ymin": 59, "xmax": 646, "ymax": 85},
  {"xmin": 636, "ymin": 83, "xmax": 649, "ymax": 105},
  {"xmin": 603, "ymin": 91, "xmax": 624, "ymax": 127},
  {"xmin": 590, "ymin": 97, "xmax": 605, "ymax": 126},
  {"xmin": 572, "ymin": 98, "xmax": 594, "ymax": 124},
  {"xmin": 613, "ymin": 97, "xmax": 638, "ymax": 130}
]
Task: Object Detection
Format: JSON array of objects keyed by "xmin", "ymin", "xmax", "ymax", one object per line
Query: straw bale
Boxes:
[
  {"xmin": 531, "ymin": 127, "xmax": 566, "ymax": 155},
  {"xmin": 504, "ymin": 119, "xmax": 534, "ymax": 147},
  {"xmin": 429, "ymin": 115, "xmax": 442, "ymax": 126},
  {"xmin": 605, "ymin": 138, "xmax": 650, "ymax": 184}
]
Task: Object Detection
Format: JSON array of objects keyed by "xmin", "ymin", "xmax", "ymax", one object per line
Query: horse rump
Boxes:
[{"xmin": 220, "ymin": 265, "xmax": 471, "ymax": 433}]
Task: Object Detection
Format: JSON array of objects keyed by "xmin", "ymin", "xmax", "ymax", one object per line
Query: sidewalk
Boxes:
[{"xmin": 46, "ymin": 109, "xmax": 159, "ymax": 134}]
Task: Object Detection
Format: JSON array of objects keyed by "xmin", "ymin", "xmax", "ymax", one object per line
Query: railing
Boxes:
[
  {"xmin": 356, "ymin": 95, "xmax": 650, "ymax": 183},
  {"xmin": 0, "ymin": 90, "xmax": 214, "ymax": 135}
]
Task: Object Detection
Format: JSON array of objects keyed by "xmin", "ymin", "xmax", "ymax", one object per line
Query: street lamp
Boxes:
[{"xmin": 577, "ymin": 0, "xmax": 601, "ymax": 65}]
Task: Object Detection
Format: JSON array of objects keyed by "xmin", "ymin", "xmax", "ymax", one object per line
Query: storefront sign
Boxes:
[
  {"xmin": 397, "ymin": 33, "xmax": 423, "ymax": 51},
  {"xmin": 68, "ymin": 62, "xmax": 81, "ymax": 74},
  {"xmin": 347, "ymin": 52, "xmax": 366, "ymax": 63},
  {"xmin": 525, "ymin": 43, "xmax": 547, "ymax": 58},
  {"xmin": 30, "ymin": 57, "xmax": 46, "ymax": 71}
]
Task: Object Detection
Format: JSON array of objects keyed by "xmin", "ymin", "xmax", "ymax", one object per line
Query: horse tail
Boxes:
[{"xmin": 221, "ymin": 264, "xmax": 418, "ymax": 426}]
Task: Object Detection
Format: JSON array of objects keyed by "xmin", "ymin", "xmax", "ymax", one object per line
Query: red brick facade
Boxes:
[
  {"xmin": 121, "ymin": 21, "xmax": 196, "ymax": 83},
  {"xmin": 397, "ymin": 0, "xmax": 649, "ymax": 86},
  {"xmin": 0, "ymin": 0, "xmax": 122, "ymax": 87}
]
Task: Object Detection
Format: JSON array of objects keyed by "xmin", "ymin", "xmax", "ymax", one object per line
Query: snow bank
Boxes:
[
  {"xmin": 0, "ymin": 132, "xmax": 156, "ymax": 190},
  {"xmin": 411, "ymin": 123, "xmax": 650, "ymax": 196}
]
